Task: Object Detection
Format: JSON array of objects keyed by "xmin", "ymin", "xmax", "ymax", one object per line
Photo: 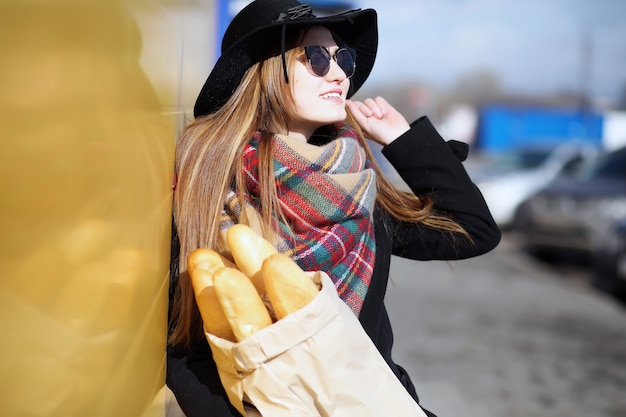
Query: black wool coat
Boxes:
[
  {"xmin": 166, "ymin": 116, "xmax": 501, "ymax": 417},
  {"xmin": 359, "ymin": 116, "xmax": 501, "ymax": 415}
]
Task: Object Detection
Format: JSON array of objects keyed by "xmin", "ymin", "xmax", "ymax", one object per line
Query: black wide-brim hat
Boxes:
[{"xmin": 193, "ymin": 0, "xmax": 378, "ymax": 118}]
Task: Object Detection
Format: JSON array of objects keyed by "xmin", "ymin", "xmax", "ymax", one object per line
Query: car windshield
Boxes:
[
  {"xmin": 500, "ymin": 150, "xmax": 552, "ymax": 171},
  {"xmin": 588, "ymin": 148, "xmax": 626, "ymax": 180},
  {"xmin": 478, "ymin": 149, "xmax": 552, "ymax": 176}
]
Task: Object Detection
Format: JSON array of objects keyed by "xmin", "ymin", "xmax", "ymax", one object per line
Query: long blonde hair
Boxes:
[{"xmin": 169, "ymin": 29, "xmax": 468, "ymax": 347}]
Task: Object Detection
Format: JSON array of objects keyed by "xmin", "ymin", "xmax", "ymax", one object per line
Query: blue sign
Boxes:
[{"xmin": 477, "ymin": 105, "xmax": 603, "ymax": 152}]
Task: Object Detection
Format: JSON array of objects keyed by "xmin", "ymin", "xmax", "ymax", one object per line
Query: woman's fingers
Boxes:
[
  {"xmin": 348, "ymin": 97, "xmax": 387, "ymax": 119},
  {"xmin": 346, "ymin": 97, "xmax": 410, "ymax": 145}
]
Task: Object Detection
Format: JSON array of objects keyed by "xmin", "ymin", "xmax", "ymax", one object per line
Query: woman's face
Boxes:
[{"xmin": 287, "ymin": 26, "xmax": 350, "ymax": 142}]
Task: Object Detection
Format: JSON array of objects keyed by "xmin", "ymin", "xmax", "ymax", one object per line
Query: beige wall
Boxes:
[
  {"xmin": 134, "ymin": 0, "xmax": 218, "ymax": 129},
  {"xmin": 0, "ymin": 1, "xmax": 219, "ymax": 416}
]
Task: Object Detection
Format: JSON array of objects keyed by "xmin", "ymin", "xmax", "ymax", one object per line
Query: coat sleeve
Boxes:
[
  {"xmin": 167, "ymin": 341, "xmax": 244, "ymax": 417},
  {"xmin": 380, "ymin": 116, "xmax": 501, "ymax": 260}
]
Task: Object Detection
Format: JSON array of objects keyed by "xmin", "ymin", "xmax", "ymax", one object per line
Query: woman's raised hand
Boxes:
[{"xmin": 346, "ymin": 96, "xmax": 410, "ymax": 146}]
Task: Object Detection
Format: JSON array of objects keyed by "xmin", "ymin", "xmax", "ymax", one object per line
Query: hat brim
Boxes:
[{"xmin": 193, "ymin": 8, "xmax": 377, "ymax": 118}]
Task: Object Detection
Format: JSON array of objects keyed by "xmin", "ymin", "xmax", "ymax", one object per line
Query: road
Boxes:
[{"xmin": 387, "ymin": 232, "xmax": 626, "ymax": 417}]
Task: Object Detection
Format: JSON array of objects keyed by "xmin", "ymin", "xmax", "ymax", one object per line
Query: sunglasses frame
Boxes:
[{"xmin": 303, "ymin": 45, "xmax": 356, "ymax": 79}]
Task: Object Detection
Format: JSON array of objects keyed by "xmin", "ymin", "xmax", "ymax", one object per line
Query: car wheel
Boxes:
[
  {"xmin": 592, "ymin": 249, "xmax": 626, "ymax": 301},
  {"xmin": 616, "ymin": 250, "xmax": 626, "ymax": 281}
]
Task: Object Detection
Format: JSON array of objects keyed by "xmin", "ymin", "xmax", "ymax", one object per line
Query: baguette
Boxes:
[
  {"xmin": 189, "ymin": 266, "xmax": 237, "ymax": 342},
  {"xmin": 187, "ymin": 247, "xmax": 235, "ymax": 276},
  {"xmin": 213, "ymin": 266, "xmax": 273, "ymax": 341},
  {"xmin": 226, "ymin": 224, "xmax": 277, "ymax": 295},
  {"xmin": 262, "ymin": 253, "xmax": 319, "ymax": 320}
]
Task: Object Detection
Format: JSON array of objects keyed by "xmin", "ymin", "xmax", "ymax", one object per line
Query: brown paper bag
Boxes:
[{"xmin": 205, "ymin": 272, "xmax": 427, "ymax": 417}]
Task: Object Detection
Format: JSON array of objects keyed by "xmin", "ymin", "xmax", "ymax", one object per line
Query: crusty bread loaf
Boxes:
[
  {"xmin": 262, "ymin": 253, "xmax": 319, "ymax": 320},
  {"xmin": 213, "ymin": 266, "xmax": 273, "ymax": 341},
  {"xmin": 187, "ymin": 247, "xmax": 235, "ymax": 276},
  {"xmin": 188, "ymin": 231, "xmax": 323, "ymax": 342},
  {"xmin": 226, "ymin": 224, "xmax": 277, "ymax": 296},
  {"xmin": 188, "ymin": 266, "xmax": 236, "ymax": 342}
]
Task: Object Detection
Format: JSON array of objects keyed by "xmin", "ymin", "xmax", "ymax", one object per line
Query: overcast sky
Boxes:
[{"xmin": 353, "ymin": 0, "xmax": 626, "ymax": 104}]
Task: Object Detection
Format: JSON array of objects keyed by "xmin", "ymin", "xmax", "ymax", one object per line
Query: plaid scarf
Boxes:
[{"xmin": 222, "ymin": 124, "xmax": 377, "ymax": 315}]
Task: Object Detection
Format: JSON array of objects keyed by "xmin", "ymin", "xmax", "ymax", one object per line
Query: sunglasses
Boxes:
[{"xmin": 303, "ymin": 45, "xmax": 356, "ymax": 79}]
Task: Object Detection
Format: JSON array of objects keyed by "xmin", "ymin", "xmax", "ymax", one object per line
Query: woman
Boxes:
[{"xmin": 167, "ymin": 1, "xmax": 501, "ymax": 416}]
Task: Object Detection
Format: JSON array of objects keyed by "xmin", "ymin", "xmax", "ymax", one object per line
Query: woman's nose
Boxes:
[{"xmin": 326, "ymin": 58, "xmax": 347, "ymax": 82}]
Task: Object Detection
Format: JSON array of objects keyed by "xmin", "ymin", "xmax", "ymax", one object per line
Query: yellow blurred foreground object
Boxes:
[{"xmin": 0, "ymin": 1, "xmax": 178, "ymax": 416}]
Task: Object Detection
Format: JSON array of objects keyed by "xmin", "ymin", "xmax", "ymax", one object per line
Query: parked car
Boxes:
[
  {"xmin": 516, "ymin": 146, "xmax": 626, "ymax": 264},
  {"xmin": 591, "ymin": 219, "xmax": 626, "ymax": 301},
  {"xmin": 470, "ymin": 142, "xmax": 601, "ymax": 228}
]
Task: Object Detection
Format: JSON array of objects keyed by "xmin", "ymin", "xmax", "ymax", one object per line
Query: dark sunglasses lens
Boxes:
[
  {"xmin": 336, "ymin": 48, "xmax": 356, "ymax": 78},
  {"xmin": 307, "ymin": 46, "xmax": 331, "ymax": 76}
]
